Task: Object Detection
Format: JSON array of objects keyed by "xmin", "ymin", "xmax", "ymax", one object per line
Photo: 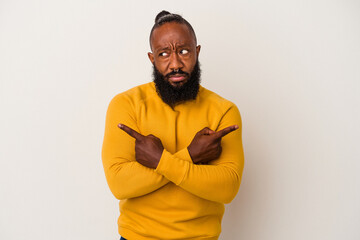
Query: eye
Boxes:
[
  {"xmin": 159, "ymin": 52, "xmax": 169, "ymax": 57},
  {"xmin": 180, "ymin": 49, "xmax": 189, "ymax": 55}
]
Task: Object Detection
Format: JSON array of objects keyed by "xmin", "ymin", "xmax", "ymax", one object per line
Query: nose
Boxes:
[{"xmin": 169, "ymin": 52, "xmax": 184, "ymax": 71}]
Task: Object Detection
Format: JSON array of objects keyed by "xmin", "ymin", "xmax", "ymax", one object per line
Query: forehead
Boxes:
[{"xmin": 151, "ymin": 22, "xmax": 196, "ymax": 50}]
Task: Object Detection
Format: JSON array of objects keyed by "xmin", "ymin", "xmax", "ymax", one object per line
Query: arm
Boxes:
[
  {"xmin": 155, "ymin": 104, "xmax": 244, "ymax": 203},
  {"xmin": 101, "ymin": 95, "xmax": 169, "ymax": 200}
]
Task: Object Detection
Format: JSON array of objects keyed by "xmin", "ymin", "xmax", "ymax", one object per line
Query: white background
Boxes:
[{"xmin": 1, "ymin": 0, "xmax": 359, "ymax": 239}]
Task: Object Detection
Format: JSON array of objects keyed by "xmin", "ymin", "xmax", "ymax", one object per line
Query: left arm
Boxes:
[
  {"xmin": 119, "ymin": 104, "xmax": 244, "ymax": 203},
  {"xmin": 155, "ymin": 104, "xmax": 244, "ymax": 203}
]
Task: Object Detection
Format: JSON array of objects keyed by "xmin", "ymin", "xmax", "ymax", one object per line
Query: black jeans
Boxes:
[{"xmin": 120, "ymin": 237, "xmax": 127, "ymax": 240}]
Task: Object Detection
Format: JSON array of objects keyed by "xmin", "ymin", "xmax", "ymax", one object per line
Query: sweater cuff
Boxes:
[
  {"xmin": 155, "ymin": 149, "xmax": 191, "ymax": 185},
  {"xmin": 173, "ymin": 147, "xmax": 193, "ymax": 162}
]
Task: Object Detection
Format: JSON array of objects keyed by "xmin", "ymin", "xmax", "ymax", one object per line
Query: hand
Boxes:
[
  {"xmin": 118, "ymin": 124, "xmax": 164, "ymax": 169},
  {"xmin": 187, "ymin": 125, "xmax": 239, "ymax": 164}
]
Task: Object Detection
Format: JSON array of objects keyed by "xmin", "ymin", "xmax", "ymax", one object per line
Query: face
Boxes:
[
  {"xmin": 152, "ymin": 59, "xmax": 201, "ymax": 107},
  {"xmin": 148, "ymin": 22, "xmax": 201, "ymax": 88}
]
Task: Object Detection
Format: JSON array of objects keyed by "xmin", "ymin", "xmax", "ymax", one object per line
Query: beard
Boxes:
[{"xmin": 152, "ymin": 60, "xmax": 201, "ymax": 107}]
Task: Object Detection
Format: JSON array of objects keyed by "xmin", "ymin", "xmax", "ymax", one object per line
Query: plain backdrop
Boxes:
[{"xmin": 0, "ymin": 0, "xmax": 359, "ymax": 239}]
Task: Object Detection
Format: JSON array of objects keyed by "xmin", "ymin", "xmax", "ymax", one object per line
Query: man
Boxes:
[{"xmin": 102, "ymin": 10, "xmax": 244, "ymax": 240}]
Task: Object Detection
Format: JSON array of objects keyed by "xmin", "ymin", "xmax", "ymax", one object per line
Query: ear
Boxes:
[
  {"xmin": 148, "ymin": 52, "xmax": 155, "ymax": 64},
  {"xmin": 196, "ymin": 45, "xmax": 201, "ymax": 58}
]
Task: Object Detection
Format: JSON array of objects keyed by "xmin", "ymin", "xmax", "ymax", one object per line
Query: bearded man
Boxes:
[{"xmin": 102, "ymin": 10, "xmax": 244, "ymax": 240}]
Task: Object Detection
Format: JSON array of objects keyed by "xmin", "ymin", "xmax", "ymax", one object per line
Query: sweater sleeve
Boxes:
[
  {"xmin": 102, "ymin": 94, "xmax": 169, "ymax": 200},
  {"xmin": 155, "ymin": 104, "xmax": 244, "ymax": 203}
]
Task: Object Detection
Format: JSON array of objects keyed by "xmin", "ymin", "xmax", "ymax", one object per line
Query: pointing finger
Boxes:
[
  {"xmin": 118, "ymin": 123, "xmax": 144, "ymax": 140},
  {"xmin": 213, "ymin": 125, "xmax": 239, "ymax": 139}
]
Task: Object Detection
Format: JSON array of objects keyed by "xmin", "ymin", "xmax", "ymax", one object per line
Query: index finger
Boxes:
[
  {"xmin": 213, "ymin": 125, "xmax": 239, "ymax": 139},
  {"xmin": 118, "ymin": 123, "xmax": 144, "ymax": 140}
]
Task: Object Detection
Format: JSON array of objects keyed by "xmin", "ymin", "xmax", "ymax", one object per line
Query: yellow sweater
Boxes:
[{"xmin": 102, "ymin": 82, "xmax": 244, "ymax": 240}]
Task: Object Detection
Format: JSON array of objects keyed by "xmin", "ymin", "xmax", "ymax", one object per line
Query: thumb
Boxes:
[{"xmin": 199, "ymin": 127, "xmax": 215, "ymax": 135}]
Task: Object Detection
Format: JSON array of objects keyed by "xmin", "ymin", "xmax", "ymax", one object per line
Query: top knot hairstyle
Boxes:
[{"xmin": 149, "ymin": 10, "xmax": 197, "ymax": 49}]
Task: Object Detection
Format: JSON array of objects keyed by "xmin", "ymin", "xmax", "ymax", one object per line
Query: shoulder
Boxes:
[
  {"xmin": 198, "ymin": 85, "xmax": 239, "ymax": 113},
  {"xmin": 198, "ymin": 86, "xmax": 242, "ymax": 128},
  {"xmin": 109, "ymin": 82, "xmax": 156, "ymax": 107}
]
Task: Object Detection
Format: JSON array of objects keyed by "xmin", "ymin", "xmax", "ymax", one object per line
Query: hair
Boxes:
[
  {"xmin": 149, "ymin": 10, "xmax": 197, "ymax": 49},
  {"xmin": 152, "ymin": 60, "xmax": 201, "ymax": 107}
]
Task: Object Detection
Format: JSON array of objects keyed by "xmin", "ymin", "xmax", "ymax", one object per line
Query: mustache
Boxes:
[
  {"xmin": 165, "ymin": 69, "xmax": 190, "ymax": 78},
  {"xmin": 152, "ymin": 60, "xmax": 201, "ymax": 106}
]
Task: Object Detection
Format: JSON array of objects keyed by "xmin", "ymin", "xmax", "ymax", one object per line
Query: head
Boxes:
[{"xmin": 148, "ymin": 11, "xmax": 201, "ymax": 106}]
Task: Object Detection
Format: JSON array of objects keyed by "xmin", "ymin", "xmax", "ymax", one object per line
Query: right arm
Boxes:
[
  {"xmin": 118, "ymin": 108, "xmax": 242, "ymax": 203},
  {"xmin": 101, "ymin": 95, "xmax": 169, "ymax": 200}
]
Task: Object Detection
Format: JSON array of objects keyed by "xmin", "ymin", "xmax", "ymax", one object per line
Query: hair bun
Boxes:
[{"xmin": 155, "ymin": 10, "xmax": 171, "ymax": 23}]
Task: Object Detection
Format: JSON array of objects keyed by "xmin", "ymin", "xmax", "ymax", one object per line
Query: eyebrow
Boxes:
[{"xmin": 154, "ymin": 44, "xmax": 191, "ymax": 52}]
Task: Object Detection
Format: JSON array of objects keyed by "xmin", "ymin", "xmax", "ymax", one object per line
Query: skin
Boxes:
[
  {"xmin": 148, "ymin": 22, "xmax": 201, "ymax": 87},
  {"xmin": 118, "ymin": 124, "xmax": 164, "ymax": 169},
  {"xmin": 186, "ymin": 126, "xmax": 238, "ymax": 164},
  {"xmin": 118, "ymin": 22, "xmax": 239, "ymax": 168},
  {"xmin": 118, "ymin": 124, "xmax": 238, "ymax": 168}
]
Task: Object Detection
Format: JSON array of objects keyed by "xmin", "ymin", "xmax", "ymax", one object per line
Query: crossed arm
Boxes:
[
  {"xmin": 118, "ymin": 123, "xmax": 238, "ymax": 169},
  {"xmin": 102, "ymin": 97, "xmax": 244, "ymax": 203},
  {"xmin": 118, "ymin": 124, "xmax": 241, "ymax": 203}
]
